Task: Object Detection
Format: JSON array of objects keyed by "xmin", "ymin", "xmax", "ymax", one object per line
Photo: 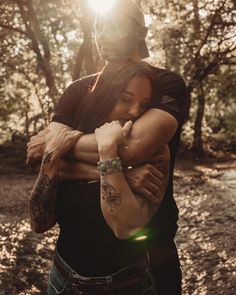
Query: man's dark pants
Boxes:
[{"xmin": 150, "ymin": 242, "xmax": 182, "ymax": 295}]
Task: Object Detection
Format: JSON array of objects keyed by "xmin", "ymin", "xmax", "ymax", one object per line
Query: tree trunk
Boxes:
[
  {"xmin": 72, "ymin": 1, "xmax": 96, "ymax": 80},
  {"xmin": 192, "ymin": 82, "xmax": 205, "ymax": 154},
  {"xmin": 24, "ymin": 110, "xmax": 29, "ymax": 139},
  {"xmin": 15, "ymin": 0, "xmax": 59, "ymax": 105}
]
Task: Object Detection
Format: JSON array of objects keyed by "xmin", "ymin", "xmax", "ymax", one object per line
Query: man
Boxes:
[{"xmin": 27, "ymin": 1, "xmax": 187, "ymax": 294}]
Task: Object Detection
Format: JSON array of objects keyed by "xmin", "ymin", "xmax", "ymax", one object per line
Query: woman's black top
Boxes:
[{"xmin": 56, "ymin": 180, "xmax": 148, "ymax": 276}]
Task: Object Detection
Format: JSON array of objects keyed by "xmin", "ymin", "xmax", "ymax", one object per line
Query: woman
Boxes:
[{"xmin": 30, "ymin": 59, "xmax": 169, "ymax": 294}]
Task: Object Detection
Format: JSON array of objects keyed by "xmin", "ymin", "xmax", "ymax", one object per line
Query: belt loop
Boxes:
[{"xmin": 106, "ymin": 276, "xmax": 113, "ymax": 284}]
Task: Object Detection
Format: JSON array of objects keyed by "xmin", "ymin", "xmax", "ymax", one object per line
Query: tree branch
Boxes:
[{"xmin": 194, "ymin": 0, "xmax": 228, "ymax": 59}]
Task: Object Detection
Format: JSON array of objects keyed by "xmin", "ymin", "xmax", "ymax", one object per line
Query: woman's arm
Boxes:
[
  {"xmin": 29, "ymin": 127, "xmax": 83, "ymax": 233},
  {"xmin": 95, "ymin": 121, "xmax": 169, "ymax": 240},
  {"xmin": 72, "ymin": 108, "xmax": 176, "ymax": 165}
]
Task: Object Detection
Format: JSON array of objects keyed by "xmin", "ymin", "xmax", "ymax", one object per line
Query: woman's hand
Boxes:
[{"xmin": 95, "ymin": 120, "xmax": 132, "ymax": 152}]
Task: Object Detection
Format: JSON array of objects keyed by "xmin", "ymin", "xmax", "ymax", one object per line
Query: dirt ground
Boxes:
[{"xmin": 0, "ymin": 157, "xmax": 236, "ymax": 295}]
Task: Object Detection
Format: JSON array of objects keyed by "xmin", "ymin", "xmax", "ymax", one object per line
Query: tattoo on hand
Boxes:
[
  {"xmin": 135, "ymin": 194, "xmax": 155, "ymax": 216},
  {"xmin": 42, "ymin": 151, "xmax": 53, "ymax": 164},
  {"xmin": 41, "ymin": 152, "xmax": 53, "ymax": 173},
  {"xmin": 101, "ymin": 176, "xmax": 121, "ymax": 213}
]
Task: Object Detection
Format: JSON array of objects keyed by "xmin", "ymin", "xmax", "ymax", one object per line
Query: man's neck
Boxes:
[{"xmin": 105, "ymin": 53, "xmax": 141, "ymax": 64}]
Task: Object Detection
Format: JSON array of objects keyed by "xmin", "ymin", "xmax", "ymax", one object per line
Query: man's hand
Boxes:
[
  {"xmin": 124, "ymin": 164, "xmax": 165, "ymax": 204},
  {"xmin": 26, "ymin": 122, "xmax": 73, "ymax": 166},
  {"xmin": 26, "ymin": 128, "xmax": 49, "ymax": 166},
  {"xmin": 124, "ymin": 144, "xmax": 170, "ymax": 204},
  {"xmin": 45, "ymin": 126, "xmax": 83, "ymax": 158}
]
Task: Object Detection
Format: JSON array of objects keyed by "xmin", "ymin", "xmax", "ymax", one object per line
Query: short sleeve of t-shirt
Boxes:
[
  {"xmin": 150, "ymin": 68, "xmax": 188, "ymax": 126},
  {"xmin": 52, "ymin": 75, "xmax": 97, "ymax": 127}
]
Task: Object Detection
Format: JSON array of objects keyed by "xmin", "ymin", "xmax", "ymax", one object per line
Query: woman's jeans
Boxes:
[{"xmin": 47, "ymin": 251, "xmax": 157, "ymax": 295}]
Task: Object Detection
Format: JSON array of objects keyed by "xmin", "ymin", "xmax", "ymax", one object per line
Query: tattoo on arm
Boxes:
[
  {"xmin": 134, "ymin": 194, "xmax": 156, "ymax": 217},
  {"xmin": 101, "ymin": 176, "xmax": 121, "ymax": 213},
  {"xmin": 30, "ymin": 152, "xmax": 58, "ymax": 232}
]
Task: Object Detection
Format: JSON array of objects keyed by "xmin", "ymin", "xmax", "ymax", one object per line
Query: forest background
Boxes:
[
  {"xmin": 0, "ymin": 0, "xmax": 236, "ymax": 294},
  {"xmin": 0, "ymin": 0, "xmax": 235, "ymax": 164}
]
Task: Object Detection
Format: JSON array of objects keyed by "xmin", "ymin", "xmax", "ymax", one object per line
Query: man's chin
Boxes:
[{"xmin": 98, "ymin": 51, "xmax": 124, "ymax": 62}]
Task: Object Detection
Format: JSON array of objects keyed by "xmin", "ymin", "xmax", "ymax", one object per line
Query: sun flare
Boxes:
[{"xmin": 88, "ymin": 0, "xmax": 116, "ymax": 14}]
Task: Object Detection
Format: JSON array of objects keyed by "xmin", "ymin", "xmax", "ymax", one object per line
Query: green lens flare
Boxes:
[
  {"xmin": 132, "ymin": 228, "xmax": 154, "ymax": 242},
  {"xmin": 134, "ymin": 235, "xmax": 148, "ymax": 241}
]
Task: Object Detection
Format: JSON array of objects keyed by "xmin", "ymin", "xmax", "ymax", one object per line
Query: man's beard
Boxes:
[{"xmin": 97, "ymin": 42, "xmax": 137, "ymax": 61}]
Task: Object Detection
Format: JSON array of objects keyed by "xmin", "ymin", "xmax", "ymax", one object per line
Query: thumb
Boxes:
[{"xmin": 122, "ymin": 121, "xmax": 133, "ymax": 138}]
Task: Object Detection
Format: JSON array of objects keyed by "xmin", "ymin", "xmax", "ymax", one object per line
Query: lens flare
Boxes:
[
  {"xmin": 134, "ymin": 235, "xmax": 148, "ymax": 241},
  {"xmin": 88, "ymin": 0, "xmax": 116, "ymax": 14}
]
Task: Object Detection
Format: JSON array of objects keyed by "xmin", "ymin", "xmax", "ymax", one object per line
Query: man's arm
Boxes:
[
  {"xmin": 59, "ymin": 160, "xmax": 99, "ymax": 181},
  {"xmin": 30, "ymin": 152, "xmax": 59, "ymax": 233},
  {"xmin": 26, "ymin": 123, "xmax": 167, "ymax": 203},
  {"xmin": 71, "ymin": 108, "xmax": 177, "ymax": 165},
  {"xmin": 30, "ymin": 127, "xmax": 83, "ymax": 233}
]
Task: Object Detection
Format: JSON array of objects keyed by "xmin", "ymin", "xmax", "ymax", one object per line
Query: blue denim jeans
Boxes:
[{"xmin": 47, "ymin": 251, "xmax": 157, "ymax": 295}]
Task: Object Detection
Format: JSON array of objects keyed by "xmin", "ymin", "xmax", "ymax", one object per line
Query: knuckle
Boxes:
[
  {"xmin": 146, "ymin": 164, "xmax": 152, "ymax": 170},
  {"xmin": 146, "ymin": 190, "xmax": 152, "ymax": 197},
  {"xmin": 136, "ymin": 183, "xmax": 142, "ymax": 190},
  {"xmin": 139, "ymin": 175, "xmax": 144, "ymax": 182},
  {"xmin": 143, "ymin": 171, "xmax": 149, "ymax": 177}
]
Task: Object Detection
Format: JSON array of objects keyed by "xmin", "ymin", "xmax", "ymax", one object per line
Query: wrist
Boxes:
[
  {"xmin": 43, "ymin": 149, "xmax": 62, "ymax": 162},
  {"xmin": 41, "ymin": 151, "xmax": 61, "ymax": 178},
  {"xmin": 98, "ymin": 143, "xmax": 117, "ymax": 160},
  {"xmin": 97, "ymin": 157, "xmax": 122, "ymax": 176}
]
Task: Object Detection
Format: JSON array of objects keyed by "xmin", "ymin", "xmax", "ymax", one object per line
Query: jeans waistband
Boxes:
[{"xmin": 54, "ymin": 249, "xmax": 149, "ymax": 287}]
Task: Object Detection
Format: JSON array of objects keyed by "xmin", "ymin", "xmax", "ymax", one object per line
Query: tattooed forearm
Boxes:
[
  {"xmin": 101, "ymin": 176, "xmax": 121, "ymax": 213},
  {"xmin": 30, "ymin": 152, "xmax": 59, "ymax": 233}
]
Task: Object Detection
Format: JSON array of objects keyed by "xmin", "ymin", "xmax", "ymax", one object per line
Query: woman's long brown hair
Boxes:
[{"xmin": 72, "ymin": 58, "xmax": 154, "ymax": 133}]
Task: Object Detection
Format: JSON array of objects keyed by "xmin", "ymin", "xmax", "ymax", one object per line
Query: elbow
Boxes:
[
  {"xmin": 31, "ymin": 224, "xmax": 45, "ymax": 234},
  {"xmin": 113, "ymin": 224, "xmax": 142, "ymax": 240},
  {"xmin": 30, "ymin": 221, "xmax": 55, "ymax": 234},
  {"xmin": 110, "ymin": 223, "xmax": 129, "ymax": 240},
  {"xmin": 31, "ymin": 224, "xmax": 46, "ymax": 234},
  {"xmin": 120, "ymin": 139, "xmax": 145, "ymax": 166},
  {"xmin": 114, "ymin": 228, "xmax": 129, "ymax": 240}
]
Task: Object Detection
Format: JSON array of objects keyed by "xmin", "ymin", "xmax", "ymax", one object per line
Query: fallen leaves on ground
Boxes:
[{"xmin": 0, "ymin": 159, "xmax": 236, "ymax": 294}]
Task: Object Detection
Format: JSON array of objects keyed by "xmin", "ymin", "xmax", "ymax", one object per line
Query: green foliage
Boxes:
[
  {"xmin": 142, "ymin": 0, "xmax": 235, "ymax": 151},
  {"xmin": 0, "ymin": 0, "xmax": 85, "ymax": 141}
]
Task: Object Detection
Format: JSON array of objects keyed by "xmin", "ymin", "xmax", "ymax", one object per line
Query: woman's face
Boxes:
[{"xmin": 108, "ymin": 75, "xmax": 151, "ymax": 124}]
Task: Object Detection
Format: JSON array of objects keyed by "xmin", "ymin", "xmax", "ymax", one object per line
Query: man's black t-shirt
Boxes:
[{"xmin": 52, "ymin": 67, "xmax": 187, "ymax": 276}]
